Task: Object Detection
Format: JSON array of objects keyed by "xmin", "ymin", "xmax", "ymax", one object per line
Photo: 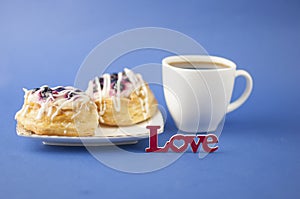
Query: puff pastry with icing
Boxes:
[
  {"xmin": 15, "ymin": 86, "xmax": 98, "ymax": 137},
  {"xmin": 86, "ymin": 68, "xmax": 157, "ymax": 126}
]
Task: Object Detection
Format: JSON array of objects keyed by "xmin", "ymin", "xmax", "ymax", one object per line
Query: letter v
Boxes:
[{"xmin": 190, "ymin": 135, "xmax": 205, "ymax": 153}]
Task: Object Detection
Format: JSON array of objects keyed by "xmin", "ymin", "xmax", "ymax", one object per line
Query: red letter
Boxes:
[
  {"xmin": 190, "ymin": 135, "xmax": 205, "ymax": 153},
  {"xmin": 145, "ymin": 126, "xmax": 163, "ymax": 152},
  {"xmin": 169, "ymin": 134, "xmax": 189, "ymax": 152},
  {"xmin": 202, "ymin": 134, "xmax": 218, "ymax": 153}
]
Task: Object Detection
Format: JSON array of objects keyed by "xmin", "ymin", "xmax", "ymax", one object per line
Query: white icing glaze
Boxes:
[
  {"xmin": 71, "ymin": 111, "xmax": 81, "ymax": 119},
  {"xmin": 50, "ymin": 99, "xmax": 71, "ymax": 120},
  {"xmin": 139, "ymin": 98, "xmax": 145, "ymax": 111},
  {"xmin": 15, "ymin": 85, "xmax": 93, "ymax": 121},
  {"xmin": 95, "ymin": 77, "xmax": 102, "ymax": 101},
  {"xmin": 99, "ymin": 116, "xmax": 105, "ymax": 123},
  {"xmin": 112, "ymin": 72, "xmax": 122, "ymax": 112},
  {"xmin": 64, "ymin": 122, "xmax": 72, "ymax": 128},
  {"xmin": 47, "ymin": 106, "xmax": 53, "ymax": 117},
  {"xmin": 37, "ymin": 97, "xmax": 52, "ymax": 119},
  {"xmin": 20, "ymin": 105, "xmax": 29, "ymax": 117},
  {"xmin": 124, "ymin": 68, "xmax": 141, "ymax": 94},
  {"xmin": 102, "ymin": 74, "xmax": 111, "ymax": 97},
  {"xmin": 87, "ymin": 68, "xmax": 151, "ymax": 119},
  {"xmin": 99, "ymin": 101, "xmax": 106, "ymax": 115},
  {"xmin": 138, "ymin": 75, "xmax": 150, "ymax": 119}
]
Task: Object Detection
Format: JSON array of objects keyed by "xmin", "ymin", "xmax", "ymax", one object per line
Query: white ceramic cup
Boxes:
[{"xmin": 162, "ymin": 55, "xmax": 253, "ymax": 133}]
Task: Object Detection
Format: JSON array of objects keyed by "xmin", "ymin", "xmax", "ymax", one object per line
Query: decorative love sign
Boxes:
[{"xmin": 145, "ymin": 126, "xmax": 219, "ymax": 153}]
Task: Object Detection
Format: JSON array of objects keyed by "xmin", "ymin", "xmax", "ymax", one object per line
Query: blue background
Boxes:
[{"xmin": 1, "ymin": 0, "xmax": 299, "ymax": 198}]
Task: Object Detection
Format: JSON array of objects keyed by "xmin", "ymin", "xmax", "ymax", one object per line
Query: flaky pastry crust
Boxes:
[
  {"xmin": 15, "ymin": 86, "xmax": 98, "ymax": 137},
  {"xmin": 96, "ymin": 84, "xmax": 157, "ymax": 126}
]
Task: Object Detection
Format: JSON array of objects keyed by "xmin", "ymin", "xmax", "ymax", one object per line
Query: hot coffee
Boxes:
[{"xmin": 169, "ymin": 61, "xmax": 230, "ymax": 70}]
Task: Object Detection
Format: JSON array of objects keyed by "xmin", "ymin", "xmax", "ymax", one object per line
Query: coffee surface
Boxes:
[{"xmin": 169, "ymin": 61, "xmax": 230, "ymax": 70}]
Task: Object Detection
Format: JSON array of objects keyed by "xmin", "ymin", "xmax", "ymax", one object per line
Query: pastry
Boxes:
[
  {"xmin": 86, "ymin": 68, "xmax": 157, "ymax": 126},
  {"xmin": 15, "ymin": 86, "xmax": 99, "ymax": 137}
]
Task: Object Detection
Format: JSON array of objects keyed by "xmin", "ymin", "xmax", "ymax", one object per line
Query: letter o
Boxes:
[{"xmin": 169, "ymin": 135, "xmax": 189, "ymax": 152}]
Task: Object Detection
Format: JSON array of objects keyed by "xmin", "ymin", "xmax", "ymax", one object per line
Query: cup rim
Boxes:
[{"xmin": 162, "ymin": 55, "xmax": 236, "ymax": 71}]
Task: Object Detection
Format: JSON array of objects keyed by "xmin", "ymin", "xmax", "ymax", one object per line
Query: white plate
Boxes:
[{"xmin": 17, "ymin": 110, "xmax": 164, "ymax": 146}]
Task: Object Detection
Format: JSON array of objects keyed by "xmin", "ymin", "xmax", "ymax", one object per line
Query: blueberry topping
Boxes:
[
  {"xmin": 41, "ymin": 92, "xmax": 51, "ymax": 99},
  {"xmin": 42, "ymin": 86, "xmax": 52, "ymax": 92},
  {"xmin": 124, "ymin": 77, "xmax": 130, "ymax": 82},
  {"xmin": 99, "ymin": 77, "xmax": 104, "ymax": 89},
  {"xmin": 93, "ymin": 85, "xmax": 97, "ymax": 93},
  {"xmin": 67, "ymin": 92, "xmax": 76, "ymax": 99},
  {"xmin": 32, "ymin": 88, "xmax": 40, "ymax": 93},
  {"xmin": 110, "ymin": 73, "xmax": 120, "ymax": 91},
  {"xmin": 110, "ymin": 73, "xmax": 118, "ymax": 83},
  {"xmin": 74, "ymin": 89, "xmax": 82, "ymax": 92},
  {"xmin": 55, "ymin": 87, "xmax": 65, "ymax": 92},
  {"xmin": 41, "ymin": 86, "xmax": 52, "ymax": 98},
  {"xmin": 113, "ymin": 82, "xmax": 125, "ymax": 92}
]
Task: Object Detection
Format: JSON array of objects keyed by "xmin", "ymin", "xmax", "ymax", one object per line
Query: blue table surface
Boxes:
[{"xmin": 1, "ymin": 0, "xmax": 299, "ymax": 198}]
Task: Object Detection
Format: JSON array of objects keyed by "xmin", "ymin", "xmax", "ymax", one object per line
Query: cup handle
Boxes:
[{"xmin": 227, "ymin": 70, "xmax": 253, "ymax": 113}]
